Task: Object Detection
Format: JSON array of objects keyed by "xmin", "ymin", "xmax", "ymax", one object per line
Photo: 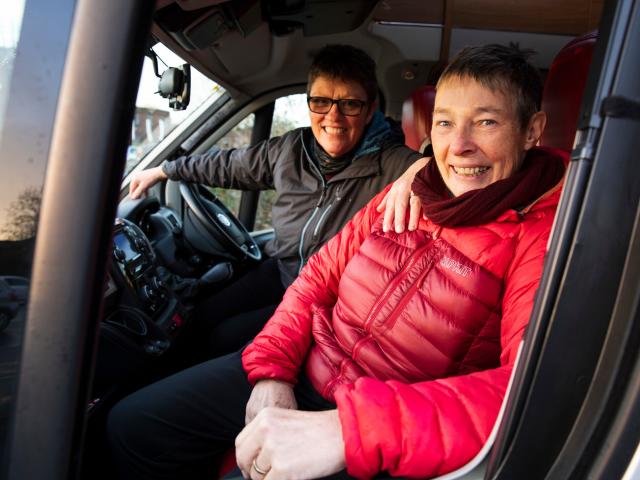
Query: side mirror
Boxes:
[
  {"xmin": 146, "ymin": 48, "xmax": 191, "ymax": 111},
  {"xmin": 158, "ymin": 64, "xmax": 191, "ymax": 111}
]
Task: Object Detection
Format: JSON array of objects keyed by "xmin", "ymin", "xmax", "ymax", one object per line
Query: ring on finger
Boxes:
[{"xmin": 252, "ymin": 458, "xmax": 269, "ymax": 476}]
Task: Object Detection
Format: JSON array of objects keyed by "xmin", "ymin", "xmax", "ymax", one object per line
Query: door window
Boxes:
[
  {"xmin": 0, "ymin": 3, "xmax": 26, "ymax": 135},
  {"xmin": 208, "ymin": 113, "xmax": 256, "ymax": 216},
  {"xmin": 254, "ymin": 93, "xmax": 310, "ymax": 230},
  {"xmin": 0, "ymin": 0, "xmax": 36, "ymax": 457}
]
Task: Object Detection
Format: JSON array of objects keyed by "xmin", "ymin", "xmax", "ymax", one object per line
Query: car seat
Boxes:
[
  {"xmin": 540, "ymin": 30, "xmax": 598, "ymax": 151},
  {"xmin": 401, "ymin": 84, "xmax": 436, "ymax": 154},
  {"xmin": 218, "ymin": 450, "xmax": 237, "ymax": 478}
]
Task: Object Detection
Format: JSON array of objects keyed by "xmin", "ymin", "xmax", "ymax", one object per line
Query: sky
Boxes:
[{"xmin": 0, "ymin": 0, "xmax": 25, "ymax": 48}]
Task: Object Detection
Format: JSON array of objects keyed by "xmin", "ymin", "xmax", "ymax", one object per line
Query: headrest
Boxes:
[
  {"xmin": 540, "ymin": 31, "xmax": 598, "ymax": 151},
  {"xmin": 401, "ymin": 85, "xmax": 436, "ymax": 154}
]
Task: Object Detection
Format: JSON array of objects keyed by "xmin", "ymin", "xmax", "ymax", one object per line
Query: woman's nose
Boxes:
[
  {"xmin": 450, "ymin": 128, "xmax": 476, "ymax": 155},
  {"xmin": 324, "ymin": 103, "xmax": 342, "ymax": 120}
]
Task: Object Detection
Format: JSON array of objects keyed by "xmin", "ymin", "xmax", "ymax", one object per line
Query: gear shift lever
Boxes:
[{"xmin": 198, "ymin": 262, "xmax": 233, "ymax": 286}]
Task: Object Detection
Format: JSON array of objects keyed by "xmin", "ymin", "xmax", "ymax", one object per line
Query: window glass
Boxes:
[
  {"xmin": 0, "ymin": 0, "xmax": 30, "ymax": 457},
  {"xmin": 0, "ymin": 0, "xmax": 29, "ymax": 235},
  {"xmin": 254, "ymin": 94, "xmax": 310, "ymax": 231},
  {"xmin": 207, "ymin": 114, "xmax": 256, "ymax": 216},
  {"xmin": 0, "ymin": 2, "xmax": 25, "ymax": 135},
  {"xmin": 270, "ymin": 93, "xmax": 310, "ymax": 136},
  {"xmin": 125, "ymin": 43, "xmax": 224, "ymax": 177}
]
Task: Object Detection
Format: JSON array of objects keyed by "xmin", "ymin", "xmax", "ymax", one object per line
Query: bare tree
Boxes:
[{"xmin": 0, "ymin": 186, "xmax": 42, "ymax": 241}]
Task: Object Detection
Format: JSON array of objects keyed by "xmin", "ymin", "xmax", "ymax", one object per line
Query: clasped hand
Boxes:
[{"xmin": 236, "ymin": 380, "xmax": 345, "ymax": 479}]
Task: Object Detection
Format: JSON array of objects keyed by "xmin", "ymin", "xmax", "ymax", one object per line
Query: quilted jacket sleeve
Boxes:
[
  {"xmin": 334, "ymin": 211, "xmax": 555, "ymax": 479},
  {"xmin": 242, "ymin": 187, "xmax": 392, "ymax": 385}
]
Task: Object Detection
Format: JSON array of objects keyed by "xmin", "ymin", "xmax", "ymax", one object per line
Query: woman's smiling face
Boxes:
[
  {"xmin": 308, "ymin": 75, "xmax": 375, "ymax": 158},
  {"xmin": 431, "ymin": 75, "xmax": 544, "ymax": 197}
]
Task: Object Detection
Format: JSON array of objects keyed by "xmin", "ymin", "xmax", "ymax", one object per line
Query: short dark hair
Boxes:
[
  {"xmin": 307, "ymin": 45, "xmax": 378, "ymax": 103},
  {"xmin": 437, "ymin": 44, "xmax": 543, "ymax": 128}
]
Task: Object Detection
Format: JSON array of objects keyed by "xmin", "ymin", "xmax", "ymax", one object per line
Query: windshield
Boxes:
[
  {"xmin": 125, "ymin": 43, "xmax": 224, "ymax": 177},
  {"xmin": 0, "ymin": 0, "xmax": 28, "ymax": 460}
]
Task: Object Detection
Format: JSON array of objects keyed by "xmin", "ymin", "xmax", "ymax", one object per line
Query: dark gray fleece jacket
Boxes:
[{"xmin": 162, "ymin": 117, "xmax": 422, "ymax": 286}]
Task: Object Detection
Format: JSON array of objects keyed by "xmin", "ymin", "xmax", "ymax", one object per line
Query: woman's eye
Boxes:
[
  {"xmin": 312, "ymin": 98, "xmax": 330, "ymax": 107},
  {"xmin": 435, "ymin": 120, "xmax": 451, "ymax": 127},
  {"xmin": 480, "ymin": 119, "xmax": 496, "ymax": 126}
]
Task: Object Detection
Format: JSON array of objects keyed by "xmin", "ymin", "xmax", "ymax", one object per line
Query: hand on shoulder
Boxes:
[{"xmin": 376, "ymin": 156, "xmax": 429, "ymax": 232}]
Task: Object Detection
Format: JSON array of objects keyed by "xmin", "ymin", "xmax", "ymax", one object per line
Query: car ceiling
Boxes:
[{"xmin": 151, "ymin": 0, "xmax": 602, "ymax": 117}]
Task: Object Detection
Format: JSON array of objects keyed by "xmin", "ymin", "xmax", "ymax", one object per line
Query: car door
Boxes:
[
  {"xmin": 0, "ymin": 3, "xmax": 309, "ymax": 477},
  {"xmin": 0, "ymin": 1, "xmax": 153, "ymax": 478},
  {"xmin": 486, "ymin": 0, "xmax": 640, "ymax": 478}
]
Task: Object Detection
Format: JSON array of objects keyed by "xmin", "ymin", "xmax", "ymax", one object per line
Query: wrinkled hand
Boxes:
[
  {"xmin": 236, "ymin": 408, "xmax": 345, "ymax": 480},
  {"xmin": 245, "ymin": 380, "xmax": 297, "ymax": 425},
  {"xmin": 376, "ymin": 156, "xmax": 429, "ymax": 233},
  {"xmin": 129, "ymin": 166, "xmax": 168, "ymax": 199}
]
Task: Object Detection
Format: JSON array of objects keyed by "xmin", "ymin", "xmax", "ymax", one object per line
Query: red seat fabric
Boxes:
[
  {"xmin": 401, "ymin": 85, "xmax": 436, "ymax": 152},
  {"xmin": 540, "ymin": 31, "xmax": 597, "ymax": 151},
  {"xmin": 218, "ymin": 449, "xmax": 237, "ymax": 478}
]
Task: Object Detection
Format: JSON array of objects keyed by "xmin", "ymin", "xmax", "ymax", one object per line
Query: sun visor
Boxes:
[
  {"xmin": 154, "ymin": 1, "xmax": 262, "ymax": 51},
  {"xmin": 267, "ymin": 0, "xmax": 377, "ymax": 36}
]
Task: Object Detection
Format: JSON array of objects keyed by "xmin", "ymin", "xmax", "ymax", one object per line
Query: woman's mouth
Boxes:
[
  {"xmin": 451, "ymin": 165, "xmax": 490, "ymax": 177},
  {"xmin": 323, "ymin": 126, "xmax": 347, "ymax": 135}
]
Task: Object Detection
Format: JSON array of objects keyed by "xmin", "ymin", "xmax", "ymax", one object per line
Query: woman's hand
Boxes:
[
  {"xmin": 376, "ymin": 157, "xmax": 429, "ymax": 233},
  {"xmin": 129, "ymin": 166, "xmax": 168, "ymax": 199},
  {"xmin": 236, "ymin": 408, "xmax": 346, "ymax": 480},
  {"xmin": 245, "ymin": 380, "xmax": 297, "ymax": 425}
]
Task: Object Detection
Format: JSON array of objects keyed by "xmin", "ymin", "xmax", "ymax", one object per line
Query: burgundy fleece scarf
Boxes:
[{"xmin": 411, "ymin": 147, "xmax": 566, "ymax": 228}]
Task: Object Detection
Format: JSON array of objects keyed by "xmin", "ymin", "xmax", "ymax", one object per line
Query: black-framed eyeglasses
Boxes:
[{"xmin": 307, "ymin": 96, "xmax": 369, "ymax": 116}]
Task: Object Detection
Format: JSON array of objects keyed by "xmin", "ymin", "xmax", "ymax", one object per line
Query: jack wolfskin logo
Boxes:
[{"xmin": 440, "ymin": 257, "xmax": 472, "ymax": 277}]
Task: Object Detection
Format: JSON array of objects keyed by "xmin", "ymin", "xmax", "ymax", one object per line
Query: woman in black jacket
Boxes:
[{"xmin": 128, "ymin": 44, "xmax": 425, "ymax": 358}]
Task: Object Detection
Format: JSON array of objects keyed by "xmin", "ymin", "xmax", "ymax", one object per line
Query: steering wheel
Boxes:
[{"xmin": 179, "ymin": 182, "xmax": 262, "ymax": 262}]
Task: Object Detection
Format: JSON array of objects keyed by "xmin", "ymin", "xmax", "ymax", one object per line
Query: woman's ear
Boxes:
[{"xmin": 525, "ymin": 111, "xmax": 547, "ymax": 149}]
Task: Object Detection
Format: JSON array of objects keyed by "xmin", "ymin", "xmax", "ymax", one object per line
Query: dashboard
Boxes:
[
  {"xmin": 96, "ymin": 213, "xmax": 190, "ymax": 392},
  {"xmin": 113, "ymin": 227, "xmax": 150, "ymax": 278},
  {"xmin": 110, "ymin": 219, "xmax": 163, "ymax": 306},
  {"xmin": 94, "ymin": 195, "xmax": 246, "ymax": 396}
]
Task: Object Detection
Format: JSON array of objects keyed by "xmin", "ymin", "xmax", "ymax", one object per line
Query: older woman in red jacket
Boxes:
[{"xmin": 109, "ymin": 44, "xmax": 567, "ymax": 480}]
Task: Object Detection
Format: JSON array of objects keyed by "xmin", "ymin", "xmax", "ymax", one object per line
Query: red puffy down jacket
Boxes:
[{"xmin": 243, "ymin": 153, "xmax": 565, "ymax": 478}]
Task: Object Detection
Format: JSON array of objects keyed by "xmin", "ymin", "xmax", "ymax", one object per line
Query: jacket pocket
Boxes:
[{"xmin": 308, "ymin": 304, "xmax": 366, "ymax": 399}]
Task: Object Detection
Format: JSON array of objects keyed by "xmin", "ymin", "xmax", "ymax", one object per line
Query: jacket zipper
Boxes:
[
  {"xmin": 313, "ymin": 202, "xmax": 334, "ymax": 237},
  {"xmin": 379, "ymin": 265, "xmax": 432, "ymax": 334},
  {"xmin": 348, "ymin": 264, "xmax": 432, "ymax": 380},
  {"xmin": 362, "ymin": 241, "xmax": 434, "ymax": 331},
  {"xmin": 313, "ymin": 184, "xmax": 343, "ymax": 238},
  {"xmin": 299, "ymin": 136, "xmax": 327, "ymax": 274},
  {"xmin": 351, "ymin": 241, "xmax": 433, "ymax": 361}
]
